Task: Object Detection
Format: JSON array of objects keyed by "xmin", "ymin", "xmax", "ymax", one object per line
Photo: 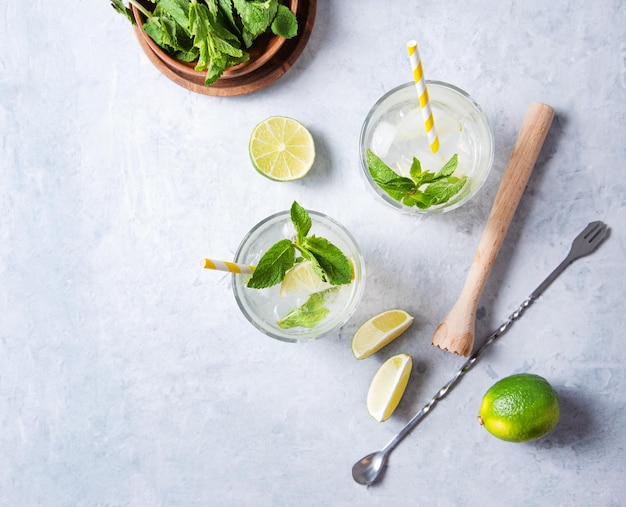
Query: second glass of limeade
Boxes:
[
  {"xmin": 360, "ymin": 81, "xmax": 495, "ymax": 214},
  {"xmin": 232, "ymin": 205, "xmax": 365, "ymax": 342}
]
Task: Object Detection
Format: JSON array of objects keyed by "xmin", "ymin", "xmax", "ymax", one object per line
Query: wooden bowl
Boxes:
[
  {"xmin": 131, "ymin": 0, "xmax": 298, "ymax": 82},
  {"xmin": 132, "ymin": 0, "xmax": 316, "ymax": 96}
]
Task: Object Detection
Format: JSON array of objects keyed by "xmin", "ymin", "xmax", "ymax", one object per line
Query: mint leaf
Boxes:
[
  {"xmin": 367, "ymin": 149, "xmax": 416, "ymax": 201},
  {"xmin": 367, "ymin": 149, "xmax": 467, "ymax": 209},
  {"xmin": 233, "ymin": 0, "xmax": 278, "ymax": 37},
  {"xmin": 144, "ymin": 8, "xmax": 197, "ymax": 59},
  {"xmin": 206, "ymin": 10, "xmax": 244, "ymax": 58},
  {"xmin": 204, "ymin": 0, "xmax": 219, "ymax": 16},
  {"xmin": 277, "ymin": 288, "xmax": 339, "ymax": 329},
  {"xmin": 423, "ymin": 176, "xmax": 468, "ymax": 205},
  {"xmin": 247, "ymin": 238, "xmax": 295, "ymax": 289},
  {"xmin": 189, "ymin": 0, "xmax": 212, "ymax": 69},
  {"xmin": 410, "ymin": 158, "xmax": 439, "ymax": 186},
  {"xmin": 291, "ymin": 201, "xmax": 311, "ymax": 243},
  {"xmin": 271, "ymin": 4, "xmax": 298, "ymax": 38},
  {"xmin": 142, "ymin": 16, "xmax": 170, "ymax": 47},
  {"xmin": 301, "ymin": 236, "xmax": 352, "ymax": 285},
  {"xmin": 378, "ymin": 177, "xmax": 416, "ymax": 201},
  {"xmin": 367, "ymin": 149, "xmax": 402, "ymax": 183},
  {"xmin": 189, "ymin": 0, "xmax": 245, "ymax": 83},
  {"xmin": 217, "ymin": 0, "xmax": 239, "ymax": 34},
  {"xmin": 434, "ymin": 153, "xmax": 458, "ymax": 178},
  {"xmin": 156, "ymin": 0, "xmax": 191, "ymax": 28},
  {"xmin": 409, "ymin": 156, "xmax": 422, "ymax": 183},
  {"xmin": 403, "ymin": 190, "xmax": 433, "ymax": 209}
]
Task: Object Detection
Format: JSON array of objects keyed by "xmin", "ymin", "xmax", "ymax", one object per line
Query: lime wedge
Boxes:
[
  {"xmin": 249, "ymin": 116, "xmax": 315, "ymax": 181},
  {"xmin": 280, "ymin": 260, "xmax": 330, "ymax": 297},
  {"xmin": 351, "ymin": 309, "xmax": 414, "ymax": 359},
  {"xmin": 366, "ymin": 353, "xmax": 413, "ymax": 422}
]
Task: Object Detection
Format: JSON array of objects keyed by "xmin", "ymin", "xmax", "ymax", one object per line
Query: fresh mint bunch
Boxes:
[
  {"xmin": 367, "ymin": 149, "xmax": 468, "ymax": 209},
  {"xmin": 112, "ymin": 0, "xmax": 298, "ymax": 85},
  {"xmin": 247, "ymin": 202, "xmax": 353, "ymax": 289}
]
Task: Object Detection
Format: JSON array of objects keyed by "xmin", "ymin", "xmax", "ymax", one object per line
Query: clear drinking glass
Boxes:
[
  {"xmin": 360, "ymin": 81, "xmax": 495, "ymax": 214},
  {"xmin": 232, "ymin": 209, "xmax": 366, "ymax": 342}
]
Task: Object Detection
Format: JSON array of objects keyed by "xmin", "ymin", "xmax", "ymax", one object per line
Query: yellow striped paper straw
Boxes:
[
  {"xmin": 407, "ymin": 40, "xmax": 440, "ymax": 154},
  {"xmin": 202, "ymin": 258, "xmax": 255, "ymax": 275}
]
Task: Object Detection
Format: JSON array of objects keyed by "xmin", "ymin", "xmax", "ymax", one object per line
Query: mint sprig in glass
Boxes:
[{"xmin": 248, "ymin": 201, "xmax": 353, "ymax": 289}]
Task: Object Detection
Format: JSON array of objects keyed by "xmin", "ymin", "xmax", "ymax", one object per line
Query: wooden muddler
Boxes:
[{"xmin": 431, "ymin": 103, "xmax": 555, "ymax": 356}]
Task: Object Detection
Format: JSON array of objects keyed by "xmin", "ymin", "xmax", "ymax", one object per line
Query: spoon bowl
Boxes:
[{"xmin": 352, "ymin": 451, "xmax": 389, "ymax": 486}]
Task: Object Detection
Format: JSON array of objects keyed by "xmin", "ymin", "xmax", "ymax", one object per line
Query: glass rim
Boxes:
[{"xmin": 366, "ymin": 80, "xmax": 484, "ymax": 114}]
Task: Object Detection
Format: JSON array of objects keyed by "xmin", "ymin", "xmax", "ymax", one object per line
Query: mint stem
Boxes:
[{"xmin": 127, "ymin": 0, "xmax": 153, "ymax": 19}]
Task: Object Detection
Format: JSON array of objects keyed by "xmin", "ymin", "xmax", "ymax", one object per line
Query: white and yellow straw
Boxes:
[
  {"xmin": 202, "ymin": 258, "xmax": 255, "ymax": 275},
  {"xmin": 407, "ymin": 40, "xmax": 439, "ymax": 154}
]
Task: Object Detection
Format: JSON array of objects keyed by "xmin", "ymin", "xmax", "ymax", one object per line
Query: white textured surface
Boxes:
[{"xmin": 1, "ymin": 1, "xmax": 625, "ymax": 505}]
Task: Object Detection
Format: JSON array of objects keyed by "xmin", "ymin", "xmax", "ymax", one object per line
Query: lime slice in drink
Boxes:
[
  {"xmin": 249, "ymin": 116, "xmax": 315, "ymax": 181},
  {"xmin": 351, "ymin": 309, "xmax": 414, "ymax": 359},
  {"xmin": 366, "ymin": 353, "xmax": 413, "ymax": 422},
  {"xmin": 280, "ymin": 260, "xmax": 330, "ymax": 297}
]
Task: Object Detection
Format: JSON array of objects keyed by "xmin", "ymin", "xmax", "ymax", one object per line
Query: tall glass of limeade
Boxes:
[
  {"xmin": 232, "ymin": 209, "xmax": 365, "ymax": 342},
  {"xmin": 360, "ymin": 81, "xmax": 495, "ymax": 214}
]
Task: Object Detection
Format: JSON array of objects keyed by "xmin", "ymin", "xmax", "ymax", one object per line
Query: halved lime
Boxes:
[{"xmin": 249, "ymin": 116, "xmax": 315, "ymax": 181}]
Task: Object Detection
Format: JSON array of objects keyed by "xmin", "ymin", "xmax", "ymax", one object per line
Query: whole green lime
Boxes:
[{"xmin": 478, "ymin": 373, "xmax": 560, "ymax": 443}]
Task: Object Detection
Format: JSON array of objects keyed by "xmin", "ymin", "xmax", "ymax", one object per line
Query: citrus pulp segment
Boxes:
[
  {"xmin": 249, "ymin": 116, "xmax": 315, "ymax": 181},
  {"xmin": 478, "ymin": 373, "xmax": 560, "ymax": 442},
  {"xmin": 366, "ymin": 353, "xmax": 413, "ymax": 422},
  {"xmin": 351, "ymin": 309, "xmax": 414, "ymax": 359}
]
